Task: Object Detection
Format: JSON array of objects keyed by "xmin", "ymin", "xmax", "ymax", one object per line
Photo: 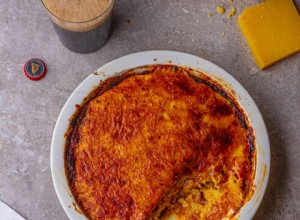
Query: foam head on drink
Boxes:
[{"xmin": 42, "ymin": 0, "xmax": 114, "ymax": 53}]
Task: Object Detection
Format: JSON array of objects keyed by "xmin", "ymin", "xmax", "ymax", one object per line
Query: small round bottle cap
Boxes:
[{"xmin": 24, "ymin": 58, "xmax": 47, "ymax": 81}]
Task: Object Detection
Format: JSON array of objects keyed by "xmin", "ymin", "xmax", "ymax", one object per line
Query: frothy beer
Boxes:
[{"xmin": 42, "ymin": 0, "xmax": 114, "ymax": 52}]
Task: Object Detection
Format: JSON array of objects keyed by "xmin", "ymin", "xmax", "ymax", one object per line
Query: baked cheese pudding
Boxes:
[{"xmin": 65, "ymin": 65, "xmax": 255, "ymax": 220}]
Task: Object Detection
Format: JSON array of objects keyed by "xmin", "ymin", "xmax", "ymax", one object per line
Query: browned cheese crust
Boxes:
[{"xmin": 65, "ymin": 65, "xmax": 256, "ymax": 220}]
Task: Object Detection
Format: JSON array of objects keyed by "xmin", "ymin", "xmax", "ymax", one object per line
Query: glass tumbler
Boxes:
[{"xmin": 41, "ymin": 0, "xmax": 114, "ymax": 53}]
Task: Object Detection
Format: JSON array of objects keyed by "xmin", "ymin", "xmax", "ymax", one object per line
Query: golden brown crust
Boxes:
[{"xmin": 65, "ymin": 65, "xmax": 255, "ymax": 220}]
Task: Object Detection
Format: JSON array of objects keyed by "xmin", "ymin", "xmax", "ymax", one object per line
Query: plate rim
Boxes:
[{"xmin": 51, "ymin": 50, "xmax": 270, "ymax": 220}]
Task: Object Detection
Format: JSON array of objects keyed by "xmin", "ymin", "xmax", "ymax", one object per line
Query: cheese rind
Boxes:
[{"xmin": 238, "ymin": 0, "xmax": 300, "ymax": 69}]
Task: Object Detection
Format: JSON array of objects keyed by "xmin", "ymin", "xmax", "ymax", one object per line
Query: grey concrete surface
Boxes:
[{"xmin": 0, "ymin": 0, "xmax": 300, "ymax": 219}]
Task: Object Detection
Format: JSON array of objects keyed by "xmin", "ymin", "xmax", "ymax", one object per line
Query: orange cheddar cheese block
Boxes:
[{"xmin": 238, "ymin": 0, "xmax": 300, "ymax": 69}]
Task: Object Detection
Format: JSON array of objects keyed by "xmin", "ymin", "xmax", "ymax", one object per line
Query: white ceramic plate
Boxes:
[{"xmin": 51, "ymin": 50, "xmax": 270, "ymax": 220}]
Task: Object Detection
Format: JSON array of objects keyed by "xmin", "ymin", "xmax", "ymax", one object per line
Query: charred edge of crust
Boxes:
[
  {"xmin": 187, "ymin": 72, "xmax": 256, "ymax": 166},
  {"xmin": 65, "ymin": 105, "xmax": 88, "ymax": 184},
  {"xmin": 187, "ymin": 73, "xmax": 247, "ymax": 129},
  {"xmin": 64, "ymin": 64, "xmax": 256, "ymax": 217}
]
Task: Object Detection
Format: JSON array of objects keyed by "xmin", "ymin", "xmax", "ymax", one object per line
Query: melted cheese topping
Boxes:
[{"xmin": 66, "ymin": 65, "xmax": 255, "ymax": 220}]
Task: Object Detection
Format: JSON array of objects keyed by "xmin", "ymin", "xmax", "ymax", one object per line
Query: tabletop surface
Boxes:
[{"xmin": 1, "ymin": 0, "xmax": 300, "ymax": 219}]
